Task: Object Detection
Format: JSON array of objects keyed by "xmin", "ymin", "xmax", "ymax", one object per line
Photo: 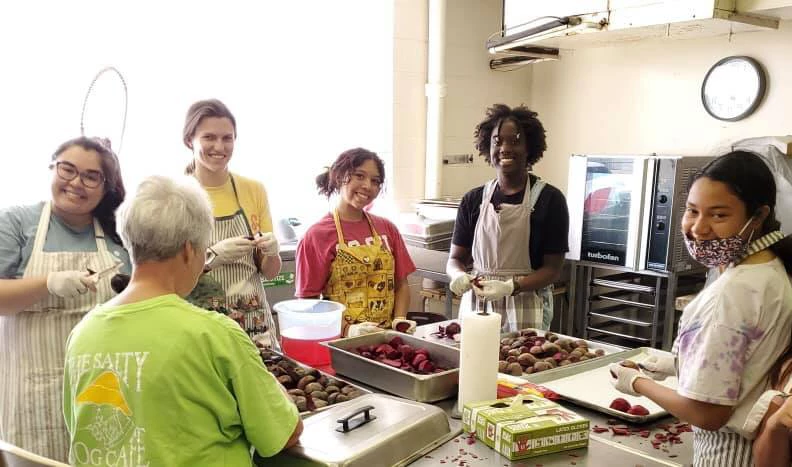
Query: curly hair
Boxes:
[
  {"xmin": 474, "ymin": 104, "xmax": 547, "ymax": 167},
  {"xmin": 315, "ymin": 148, "xmax": 385, "ymax": 198},
  {"xmin": 51, "ymin": 136, "xmax": 125, "ymax": 245}
]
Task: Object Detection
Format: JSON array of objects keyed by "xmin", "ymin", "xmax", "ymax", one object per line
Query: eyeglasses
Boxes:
[
  {"xmin": 50, "ymin": 161, "xmax": 106, "ymax": 188},
  {"xmin": 492, "ymin": 133, "xmax": 522, "ymax": 147}
]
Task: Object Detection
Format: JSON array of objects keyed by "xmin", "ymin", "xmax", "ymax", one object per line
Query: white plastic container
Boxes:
[{"xmin": 273, "ymin": 299, "xmax": 345, "ymax": 367}]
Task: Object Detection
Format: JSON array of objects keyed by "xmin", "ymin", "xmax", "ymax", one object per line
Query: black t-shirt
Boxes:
[{"xmin": 451, "ymin": 174, "xmax": 570, "ymax": 269}]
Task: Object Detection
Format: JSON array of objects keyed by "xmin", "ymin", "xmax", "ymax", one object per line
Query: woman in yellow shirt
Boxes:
[{"xmin": 183, "ymin": 99, "xmax": 282, "ymax": 348}]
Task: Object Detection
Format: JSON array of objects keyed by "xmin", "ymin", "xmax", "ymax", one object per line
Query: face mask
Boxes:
[{"xmin": 684, "ymin": 218, "xmax": 754, "ymax": 268}]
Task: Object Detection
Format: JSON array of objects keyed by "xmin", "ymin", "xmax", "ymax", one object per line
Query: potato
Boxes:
[
  {"xmin": 287, "ymin": 389, "xmax": 305, "ymax": 397},
  {"xmin": 620, "ymin": 359, "xmax": 639, "ymax": 370},
  {"xmin": 517, "ymin": 353, "xmax": 537, "ymax": 367},
  {"xmin": 508, "ymin": 348, "xmax": 522, "ymax": 357},
  {"xmin": 277, "ymin": 375, "xmax": 294, "ymax": 387},
  {"xmin": 506, "ymin": 355, "xmax": 518, "ymax": 363},
  {"xmin": 327, "ymin": 392, "xmax": 340, "ymax": 404},
  {"xmin": 304, "ymin": 382, "xmax": 324, "ymax": 394},
  {"xmin": 529, "ymin": 346, "xmax": 544, "ymax": 355},
  {"xmin": 314, "ymin": 400, "xmax": 328, "ymax": 409},
  {"xmin": 507, "ymin": 362, "xmax": 523, "ymax": 376},
  {"xmin": 310, "ymin": 391, "xmax": 329, "ymax": 401},
  {"xmin": 595, "ymin": 348, "xmax": 606, "ymax": 357},
  {"xmin": 559, "ymin": 359, "xmax": 572, "ymax": 366},
  {"xmin": 498, "ymin": 360, "xmax": 509, "ymax": 372},
  {"xmin": 520, "ymin": 329, "xmax": 538, "ymax": 337},
  {"xmin": 341, "ymin": 385, "xmax": 357, "ymax": 395},
  {"xmin": 297, "ymin": 375, "xmax": 316, "ymax": 391},
  {"xmin": 533, "ymin": 361, "xmax": 553, "ymax": 372},
  {"xmin": 541, "ymin": 342, "xmax": 560, "ymax": 354},
  {"xmin": 501, "ymin": 338, "xmax": 515, "ymax": 346},
  {"xmin": 294, "ymin": 396, "xmax": 307, "ymax": 412},
  {"xmin": 545, "ymin": 332, "xmax": 559, "ymax": 343},
  {"xmin": 325, "ymin": 385, "xmax": 340, "ymax": 394}
]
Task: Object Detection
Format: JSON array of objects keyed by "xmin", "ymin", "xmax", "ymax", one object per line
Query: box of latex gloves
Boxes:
[{"xmin": 462, "ymin": 395, "xmax": 589, "ymax": 460}]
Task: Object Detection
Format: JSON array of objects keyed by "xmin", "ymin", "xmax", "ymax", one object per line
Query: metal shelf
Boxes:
[{"xmin": 591, "ymin": 278, "xmax": 656, "ymax": 294}]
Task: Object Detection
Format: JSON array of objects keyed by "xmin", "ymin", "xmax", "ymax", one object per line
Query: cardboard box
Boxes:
[{"xmin": 462, "ymin": 396, "xmax": 589, "ymax": 460}]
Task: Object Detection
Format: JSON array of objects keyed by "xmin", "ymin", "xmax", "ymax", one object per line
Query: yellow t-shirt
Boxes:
[{"xmin": 202, "ymin": 173, "xmax": 274, "ymax": 235}]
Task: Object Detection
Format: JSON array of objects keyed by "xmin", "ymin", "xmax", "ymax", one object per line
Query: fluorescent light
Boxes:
[{"xmin": 487, "ymin": 15, "xmax": 606, "ymax": 54}]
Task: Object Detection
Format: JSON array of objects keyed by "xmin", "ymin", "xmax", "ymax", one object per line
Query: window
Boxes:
[{"xmin": 0, "ymin": 1, "xmax": 394, "ymax": 233}]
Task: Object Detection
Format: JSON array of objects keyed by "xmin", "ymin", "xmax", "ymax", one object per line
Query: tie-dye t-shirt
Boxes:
[{"xmin": 673, "ymin": 258, "xmax": 792, "ymax": 437}]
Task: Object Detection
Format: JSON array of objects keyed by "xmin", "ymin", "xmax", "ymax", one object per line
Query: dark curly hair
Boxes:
[
  {"xmin": 474, "ymin": 104, "xmax": 547, "ymax": 167},
  {"xmin": 51, "ymin": 136, "xmax": 125, "ymax": 245},
  {"xmin": 315, "ymin": 148, "xmax": 386, "ymax": 197}
]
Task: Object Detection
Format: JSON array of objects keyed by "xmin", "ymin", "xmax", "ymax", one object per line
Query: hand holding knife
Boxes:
[{"xmin": 84, "ymin": 262, "xmax": 123, "ymax": 291}]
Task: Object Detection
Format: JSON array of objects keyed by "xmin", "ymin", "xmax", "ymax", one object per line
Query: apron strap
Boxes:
[
  {"xmin": 228, "ymin": 174, "xmax": 254, "ymax": 236},
  {"xmin": 527, "ymin": 178, "xmax": 547, "ymax": 211},
  {"xmin": 332, "ymin": 209, "xmax": 382, "ymax": 247},
  {"xmin": 733, "ymin": 230, "xmax": 785, "ymax": 266},
  {"xmin": 31, "ymin": 202, "xmax": 54, "ymax": 252}
]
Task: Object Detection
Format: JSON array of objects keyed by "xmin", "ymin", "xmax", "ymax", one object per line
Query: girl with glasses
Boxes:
[{"xmin": 0, "ymin": 136, "xmax": 129, "ymax": 462}]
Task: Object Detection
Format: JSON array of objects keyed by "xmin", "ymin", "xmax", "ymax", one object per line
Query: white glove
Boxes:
[
  {"xmin": 254, "ymin": 232, "xmax": 280, "ymax": 257},
  {"xmin": 347, "ymin": 322, "xmax": 383, "ymax": 338},
  {"xmin": 449, "ymin": 272, "xmax": 473, "ymax": 296},
  {"xmin": 473, "ymin": 279, "xmax": 514, "ymax": 300},
  {"xmin": 640, "ymin": 354, "xmax": 677, "ymax": 381},
  {"xmin": 46, "ymin": 271, "xmax": 96, "ymax": 298},
  {"xmin": 211, "ymin": 236, "xmax": 254, "ymax": 266},
  {"xmin": 609, "ymin": 363, "xmax": 650, "ymax": 397},
  {"xmin": 391, "ymin": 318, "xmax": 417, "ymax": 334}
]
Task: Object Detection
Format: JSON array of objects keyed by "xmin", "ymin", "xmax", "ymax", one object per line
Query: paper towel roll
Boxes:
[{"xmin": 458, "ymin": 308, "xmax": 502, "ymax": 409}]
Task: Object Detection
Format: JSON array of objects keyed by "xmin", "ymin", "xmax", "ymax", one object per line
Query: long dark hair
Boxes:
[
  {"xmin": 315, "ymin": 148, "xmax": 386, "ymax": 197},
  {"xmin": 693, "ymin": 150, "xmax": 792, "ymax": 273},
  {"xmin": 51, "ymin": 137, "xmax": 125, "ymax": 245},
  {"xmin": 182, "ymin": 99, "xmax": 237, "ymax": 174},
  {"xmin": 696, "ymin": 151, "xmax": 792, "ymax": 390}
]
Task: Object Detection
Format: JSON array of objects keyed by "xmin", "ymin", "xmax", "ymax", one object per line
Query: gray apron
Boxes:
[
  {"xmin": 459, "ymin": 178, "xmax": 554, "ymax": 332},
  {"xmin": 205, "ymin": 175, "xmax": 279, "ymax": 350},
  {"xmin": 0, "ymin": 202, "xmax": 118, "ymax": 462}
]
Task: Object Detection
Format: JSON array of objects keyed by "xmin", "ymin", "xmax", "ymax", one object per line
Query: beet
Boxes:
[
  {"xmin": 386, "ymin": 349, "xmax": 401, "ymax": 360},
  {"xmin": 382, "ymin": 358, "xmax": 402, "ymax": 368},
  {"xmin": 375, "ymin": 344, "xmax": 395, "ymax": 355},
  {"xmin": 395, "ymin": 322, "xmax": 411, "ymax": 333},
  {"xmin": 627, "ymin": 405, "xmax": 649, "ymax": 416},
  {"xmin": 418, "ymin": 360, "xmax": 435, "ymax": 373},
  {"xmin": 399, "ymin": 345, "xmax": 414, "ymax": 362},
  {"xmin": 609, "ymin": 398, "xmax": 631, "ymax": 413},
  {"xmin": 415, "ymin": 348, "xmax": 429, "ymax": 356},
  {"xmin": 361, "ymin": 351, "xmax": 373, "ymax": 359},
  {"xmin": 388, "ymin": 336, "xmax": 404, "ymax": 348},
  {"xmin": 412, "ymin": 353, "xmax": 428, "ymax": 367}
]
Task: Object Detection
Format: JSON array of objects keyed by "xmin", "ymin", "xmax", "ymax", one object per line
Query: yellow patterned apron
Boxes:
[{"xmin": 323, "ymin": 210, "xmax": 395, "ymax": 335}]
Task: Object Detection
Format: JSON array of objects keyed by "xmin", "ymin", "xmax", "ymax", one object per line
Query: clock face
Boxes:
[{"xmin": 701, "ymin": 56, "xmax": 766, "ymax": 122}]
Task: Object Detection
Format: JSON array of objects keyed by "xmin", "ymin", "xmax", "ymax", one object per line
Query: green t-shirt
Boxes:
[{"xmin": 63, "ymin": 294, "xmax": 299, "ymax": 466}]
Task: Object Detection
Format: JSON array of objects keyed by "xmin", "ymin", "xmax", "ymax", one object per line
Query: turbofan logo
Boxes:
[{"xmin": 587, "ymin": 251, "xmax": 620, "ymax": 262}]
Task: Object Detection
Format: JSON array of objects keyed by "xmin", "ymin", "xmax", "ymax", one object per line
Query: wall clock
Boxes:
[{"xmin": 701, "ymin": 56, "xmax": 766, "ymax": 122}]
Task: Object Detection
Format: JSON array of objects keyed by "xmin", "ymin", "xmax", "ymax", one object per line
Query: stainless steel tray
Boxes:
[
  {"xmin": 519, "ymin": 347, "xmax": 679, "ymax": 423},
  {"xmin": 323, "ymin": 331, "xmax": 459, "ymax": 402},
  {"xmin": 260, "ymin": 349, "xmax": 371, "ymax": 417}
]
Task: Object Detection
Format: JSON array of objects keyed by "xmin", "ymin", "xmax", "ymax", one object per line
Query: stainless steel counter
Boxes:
[{"xmin": 410, "ymin": 399, "xmax": 692, "ymax": 467}]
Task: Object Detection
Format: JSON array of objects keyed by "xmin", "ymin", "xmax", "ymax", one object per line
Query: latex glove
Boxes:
[
  {"xmin": 391, "ymin": 318, "xmax": 417, "ymax": 334},
  {"xmin": 47, "ymin": 271, "xmax": 96, "ymax": 298},
  {"xmin": 640, "ymin": 354, "xmax": 677, "ymax": 381},
  {"xmin": 609, "ymin": 363, "xmax": 650, "ymax": 397},
  {"xmin": 211, "ymin": 236, "xmax": 254, "ymax": 266},
  {"xmin": 473, "ymin": 278, "xmax": 514, "ymax": 300},
  {"xmin": 347, "ymin": 322, "xmax": 383, "ymax": 338},
  {"xmin": 449, "ymin": 272, "xmax": 473, "ymax": 296},
  {"xmin": 254, "ymin": 232, "xmax": 280, "ymax": 257}
]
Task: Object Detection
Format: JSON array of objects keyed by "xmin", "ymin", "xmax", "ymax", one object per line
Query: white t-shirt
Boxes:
[{"xmin": 673, "ymin": 258, "xmax": 792, "ymax": 438}]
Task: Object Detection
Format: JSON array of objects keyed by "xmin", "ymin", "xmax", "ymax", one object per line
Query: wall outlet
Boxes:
[{"xmin": 443, "ymin": 153, "xmax": 474, "ymax": 165}]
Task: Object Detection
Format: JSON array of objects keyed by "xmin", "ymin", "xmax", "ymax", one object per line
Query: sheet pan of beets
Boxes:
[
  {"xmin": 260, "ymin": 349, "xmax": 371, "ymax": 417},
  {"xmin": 322, "ymin": 330, "xmax": 460, "ymax": 403},
  {"xmin": 519, "ymin": 347, "xmax": 679, "ymax": 423},
  {"xmin": 415, "ymin": 320, "xmax": 623, "ymax": 376}
]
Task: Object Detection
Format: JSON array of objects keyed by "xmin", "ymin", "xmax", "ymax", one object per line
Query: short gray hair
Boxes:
[{"xmin": 117, "ymin": 175, "xmax": 213, "ymax": 264}]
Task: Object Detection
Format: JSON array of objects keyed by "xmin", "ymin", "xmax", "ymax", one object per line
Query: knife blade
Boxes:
[{"xmin": 86, "ymin": 262, "xmax": 123, "ymax": 280}]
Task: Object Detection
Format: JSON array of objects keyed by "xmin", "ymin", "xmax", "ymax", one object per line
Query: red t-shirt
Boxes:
[{"xmin": 295, "ymin": 212, "xmax": 416, "ymax": 298}]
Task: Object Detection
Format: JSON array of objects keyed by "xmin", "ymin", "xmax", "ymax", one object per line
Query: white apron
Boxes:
[
  {"xmin": 205, "ymin": 175, "xmax": 279, "ymax": 350},
  {"xmin": 0, "ymin": 202, "xmax": 118, "ymax": 462},
  {"xmin": 459, "ymin": 178, "xmax": 554, "ymax": 332}
]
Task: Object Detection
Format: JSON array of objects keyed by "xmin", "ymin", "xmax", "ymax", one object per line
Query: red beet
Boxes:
[
  {"xmin": 412, "ymin": 353, "xmax": 428, "ymax": 367},
  {"xmin": 388, "ymin": 336, "xmax": 404, "ymax": 348},
  {"xmin": 418, "ymin": 360, "xmax": 435, "ymax": 373},
  {"xmin": 399, "ymin": 345, "xmax": 414, "ymax": 362},
  {"xmin": 414, "ymin": 348, "xmax": 429, "ymax": 356},
  {"xmin": 381, "ymin": 358, "xmax": 402, "ymax": 368},
  {"xmin": 609, "ymin": 398, "xmax": 632, "ymax": 413},
  {"xmin": 375, "ymin": 344, "xmax": 395, "ymax": 355},
  {"xmin": 627, "ymin": 405, "xmax": 649, "ymax": 416},
  {"xmin": 395, "ymin": 322, "xmax": 411, "ymax": 333},
  {"xmin": 386, "ymin": 349, "xmax": 401, "ymax": 360}
]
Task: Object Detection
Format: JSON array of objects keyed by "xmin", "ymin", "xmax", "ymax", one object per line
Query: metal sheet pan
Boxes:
[
  {"xmin": 519, "ymin": 347, "xmax": 678, "ymax": 423},
  {"xmin": 415, "ymin": 320, "xmax": 625, "ymax": 355},
  {"xmin": 260, "ymin": 349, "xmax": 372, "ymax": 417},
  {"xmin": 323, "ymin": 331, "xmax": 459, "ymax": 402}
]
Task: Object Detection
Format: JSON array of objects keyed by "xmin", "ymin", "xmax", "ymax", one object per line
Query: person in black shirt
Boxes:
[{"xmin": 445, "ymin": 104, "xmax": 569, "ymax": 330}]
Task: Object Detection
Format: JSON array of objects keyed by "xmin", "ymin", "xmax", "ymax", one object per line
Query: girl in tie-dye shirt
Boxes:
[{"xmin": 609, "ymin": 151, "xmax": 792, "ymax": 467}]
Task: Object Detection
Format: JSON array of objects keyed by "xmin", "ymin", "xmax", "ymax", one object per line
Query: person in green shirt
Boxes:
[{"xmin": 62, "ymin": 175, "xmax": 302, "ymax": 466}]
